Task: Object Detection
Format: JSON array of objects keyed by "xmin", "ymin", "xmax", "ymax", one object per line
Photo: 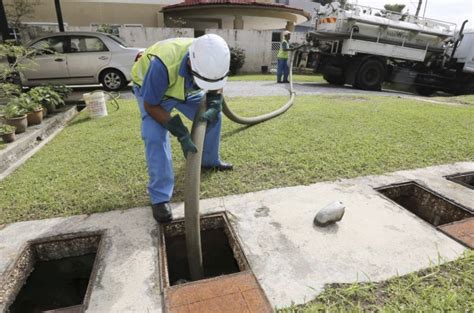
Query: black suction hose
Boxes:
[
  {"xmin": 222, "ymin": 51, "xmax": 296, "ymax": 125},
  {"xmin": 184, "ymin": 95, "xmax": 207, "ymax": 280},
  {"xmin": 184, "ymin": 51, "xmax": 298, "ymax": 280}
]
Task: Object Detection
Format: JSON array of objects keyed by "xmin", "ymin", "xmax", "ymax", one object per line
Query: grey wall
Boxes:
[
  {"xmin": 205, "ymin": 29, "xmax": 273, "ymax": 73},
  {"xmin": 19, "ymin": 25, "xmax": 297, "ymax": 73}
]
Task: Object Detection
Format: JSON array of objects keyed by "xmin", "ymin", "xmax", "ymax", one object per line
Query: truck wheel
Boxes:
[
  {"xmin": 415, "ymin": 86, "xmax": 436, "ymax": 96},
  {"xmin": 355, "ymin": 59, "xmax": 385, "ymax": 91},
  {"xmin": 323, "ymin": 74, "xmax": 345, "ymax": 86}
]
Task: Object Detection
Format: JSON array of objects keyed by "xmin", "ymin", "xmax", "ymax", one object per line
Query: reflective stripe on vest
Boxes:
[
  {"xmin": 131, "ymin": 38, "xmax": 194, "ymax": 101},
  {"xmin": 277, "ymin": 40, "xmax": 289, "ymax": 59}
]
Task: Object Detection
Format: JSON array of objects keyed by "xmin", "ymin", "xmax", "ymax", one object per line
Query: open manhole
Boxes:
[
  {"xmin": 0, "ymin": 232, "xmax": 102, "ymax": 313},
  {"xmin": 376, "ymin": 182, "xmax": 473, "ymax": 227},
  {"xmin": 446, "ymin": 172, "xmax": 474, "ymax": 190},
  {"xmin": 158, "ymin": 213, "xmax": 273, "ymax": 312},
  {"xmin": 159, "ymin": 213, "xmax": 249, "ymax": 287}
]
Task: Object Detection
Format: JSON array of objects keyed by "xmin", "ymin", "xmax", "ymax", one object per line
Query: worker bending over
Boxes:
[{"xmin": 132, "ymin": 34, "xmax": 233, "ymax": 223}]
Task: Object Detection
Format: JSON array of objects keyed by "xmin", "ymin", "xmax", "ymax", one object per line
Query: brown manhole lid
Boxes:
[
  {"xmin": 158, "ymin": 213, "xmax": 273, "ymax": 312},
  {"xmin": 438, "ymin": 217, "xmax": 474, "ymax": 248},
  {"xmin": 165, "ymin": 271, "xmax": 273, "ymax": 312}
]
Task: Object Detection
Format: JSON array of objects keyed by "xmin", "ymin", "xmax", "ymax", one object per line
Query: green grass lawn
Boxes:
[
  {"xmin": 229, "ymin": 73, "xmax": 325, "ymax": 83},
  {"xmin": 0, "ymin": 94, "xmax": 473, "ymax": 310},
  {"xmin": 0, "ymin": 94, "xmax": 473, "ymax": 223},
  {"xmin": 280, "ymin": 250, "xmax": 474, "ymax": 312}
]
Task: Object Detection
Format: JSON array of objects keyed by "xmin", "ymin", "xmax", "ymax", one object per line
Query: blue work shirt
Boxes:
[{"xmin": 139, "ymin": 52, "xmax": 195, "ymax": 106}]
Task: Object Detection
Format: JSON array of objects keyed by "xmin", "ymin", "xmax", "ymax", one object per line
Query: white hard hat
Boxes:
[{"xmin": 189, "ymin": 34, "xmax": 230, "ymax": 91}]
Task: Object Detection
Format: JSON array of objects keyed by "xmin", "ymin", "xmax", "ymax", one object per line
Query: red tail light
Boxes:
[{"xmin": 135, "ymin": 51, "xmax": 143, "ymax": 62}]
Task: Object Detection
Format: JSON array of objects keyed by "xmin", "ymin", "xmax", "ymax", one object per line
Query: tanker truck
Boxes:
[{"xmin": 301, "ymin": 1, "xmax": 474, "ymax": 95}]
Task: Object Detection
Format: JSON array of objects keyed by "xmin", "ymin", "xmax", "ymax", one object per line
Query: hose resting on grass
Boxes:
[{"xmin": 184, "ymin": 51, "xmax": 297, "ymax": 281}]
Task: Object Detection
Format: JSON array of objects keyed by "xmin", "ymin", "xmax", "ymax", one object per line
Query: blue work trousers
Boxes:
[
  {"xmin": 277, "ymin": 58, "xmax": 289, "ymax": 82},
  {"xmin": 134, "ymin": 86, "xmax": 222, "ymax": 204}
]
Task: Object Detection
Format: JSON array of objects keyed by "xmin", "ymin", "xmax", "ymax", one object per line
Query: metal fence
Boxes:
[{"xmin": 271, "ymin": 41, "xmax": 281, "ymax": 70}]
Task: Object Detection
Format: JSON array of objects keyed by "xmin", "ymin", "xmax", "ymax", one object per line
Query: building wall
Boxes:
[
  {"xmin": 4, "ymin": 0, "xmax": 280, "ymax": 28},
  {"xmin": 19, "ymin": 24, "xmax": 272, "ymax": 73},
  {"xmin": 4, "ymin": 0, "xmax": 179, "ymax": 27},
  {"xmin": 119, "ymin": 27, "xmax": 194, "ymax": 47},
  {"xmin": 205, "ymin": 29, "xmax": 273, "ymax": 72}
]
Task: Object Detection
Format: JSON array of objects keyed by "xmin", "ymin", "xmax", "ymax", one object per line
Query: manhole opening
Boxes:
[
  {"xmin": 376, "ymin": 182, "xmax": 473, "ymax": 227},
  {"xmin": 3, "ymin": 232, "xmax": 103, "ymax": 313},
  {"xmin": 446, "ymin": 172, "xmax": 474, "ymax": 190},
  {"xmin": 159, "ymin": 213, "xmax": 250, "ymax": 288}
]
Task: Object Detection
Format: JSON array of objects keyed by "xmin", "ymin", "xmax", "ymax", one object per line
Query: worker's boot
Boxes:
[
  {"xmin": 152, "ymin": 202, "xmax": 173, "ymax": 223},
  {"xmin": 202, "ymin": 162, "xmax": 233, "ymax": 171}
]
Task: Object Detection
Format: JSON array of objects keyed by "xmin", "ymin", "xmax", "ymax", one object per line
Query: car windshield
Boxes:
[{"xmin": 106, "ymin": 34, "xmax": 130, "ymax": 47}]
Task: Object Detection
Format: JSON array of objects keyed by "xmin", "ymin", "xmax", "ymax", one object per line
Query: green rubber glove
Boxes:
[
  {"xmin": 164, "ymin": 115, "xmax": 197, "ymax": 158},
  {"xmin": 200, "ymin": 93, "xmax": 223, "ymax": 123}
]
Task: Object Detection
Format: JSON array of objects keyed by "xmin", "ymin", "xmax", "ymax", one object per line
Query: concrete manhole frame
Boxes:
[
  {"xmin": 445, "ymin": 171, "xmax": 474, "ymax": 190},
  {"xmin": 157, "ymin": 212, "xmax": 251, "ymax": 290},
  {"xmin": 375, "ymin": 180, "xmax": 473, "ymax": 247},
  {"xmin": 0, "ymin": 231, "xmax": 105, "ymax": 311}
]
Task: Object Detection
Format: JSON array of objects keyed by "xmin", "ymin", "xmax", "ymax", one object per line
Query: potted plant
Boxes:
[
  {"xmin": 0, "ymin": 124, "xmax": 16, "ymax": 143},
  {"xmin": 47, "ymin": 84, "xmax": 72, "ymax": 99},
  {"xmin": 28, "ymin": 87, "xmax": 64, "ymax": 115},
  {"xmin": 16, "ymin": 94, "xmax": 43, "ymax": 125},
  {"xmin": 4, "ymin": 99, "xmax": 27, "ymax": 133}
]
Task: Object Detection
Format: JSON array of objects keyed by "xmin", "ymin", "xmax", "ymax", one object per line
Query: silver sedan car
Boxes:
[{"xmin": 22, "ymin": 32, "xmax": 144, "ymax": 91}]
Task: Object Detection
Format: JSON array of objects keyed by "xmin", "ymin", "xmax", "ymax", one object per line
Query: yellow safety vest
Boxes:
[
  {"xmin": 131, "ymin": 38, "xmax": 194, "ymax": 101},
  {"xmin": 277, "ymin": 39, "xmax": 289, "ymax": 59}
]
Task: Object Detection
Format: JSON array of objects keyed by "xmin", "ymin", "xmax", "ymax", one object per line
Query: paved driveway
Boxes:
[{"xmin": 69, "ymin": 81, "xmax": 414, "ymax": 103}]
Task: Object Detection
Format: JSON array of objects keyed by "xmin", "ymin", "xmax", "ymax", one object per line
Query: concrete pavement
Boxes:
[
  {"xmin": 1, "ymin": 162, "xmax": 472, "ymax": 311},
  {"xmin": 68, "ymin": 81, "xmax": 413, "ymax": 103}
]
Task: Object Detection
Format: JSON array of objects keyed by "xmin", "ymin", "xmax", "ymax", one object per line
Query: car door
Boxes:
[
  {"xmin": 65, "ymin": 35, "xmax": 112, "ymax": 83},
  {"xmin": 23, "ymin": 36, "xmax": 69, "ymax": 82}
]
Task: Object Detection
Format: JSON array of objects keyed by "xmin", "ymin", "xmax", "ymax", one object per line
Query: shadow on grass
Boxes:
[
  {"xmin": 67, "ymin": 117, "xmax": 92, "ymax": 127},
  {"xmin": 221, "ymin": 124, "xmax": 257, "ymax": 139}
]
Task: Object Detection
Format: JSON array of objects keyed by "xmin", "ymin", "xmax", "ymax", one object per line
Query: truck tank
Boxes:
[{"xmin": 311, "ymin": 2, "xmax": 457, "ymax": 52}]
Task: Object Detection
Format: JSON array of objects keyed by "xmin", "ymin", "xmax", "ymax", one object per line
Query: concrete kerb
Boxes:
[
  {"xmin": 0, "ymin": 162, "xmax": 472, "ymax": 311},
  {"xmin": 0, "ymin": 106, "xmax": 78, "ymax": 181}
]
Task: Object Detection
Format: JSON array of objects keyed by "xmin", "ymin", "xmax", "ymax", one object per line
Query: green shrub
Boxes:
[
  {"xmin": 16, "ymin": 93, "xmax": 41, "ymax": 112},
  {"xmin": 0, "ymin": 124, "xmax": 16, "ymax": 135},
  {"xmin": 0, "ymin": 83, "xmax": 21, "ymax": 99},
  {"xmin": 28, "ymin": 87, "xmax": 64, "ymax": 111},
  {"xmin": 46, "ymin": 84, "xmax": 72, "ymax": 98},
  {"xmin": 229, "ymin": 46, "xmax": 245, "ymax": 75},
  {"xmin": 4, "ymin": 98, "xmax": 27, "ymax": 118}
]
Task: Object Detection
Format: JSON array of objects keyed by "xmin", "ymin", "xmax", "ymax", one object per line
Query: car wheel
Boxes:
[
  {"xmin": 100, "ymin": 69, "xmax": 127, "ymax": 91},
  {"xmin": 355, "ymin": 59, "xmax": 385, "ymax": 91}
]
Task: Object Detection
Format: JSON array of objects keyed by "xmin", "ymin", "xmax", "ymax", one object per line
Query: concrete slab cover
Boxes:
[
  {"xmin": 439, "ymin": 217, "xmax": 474, "ymax": 248},
  {"xmin": 0, "ymin": 162, "xmax": 472, "ymax": 310}
]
